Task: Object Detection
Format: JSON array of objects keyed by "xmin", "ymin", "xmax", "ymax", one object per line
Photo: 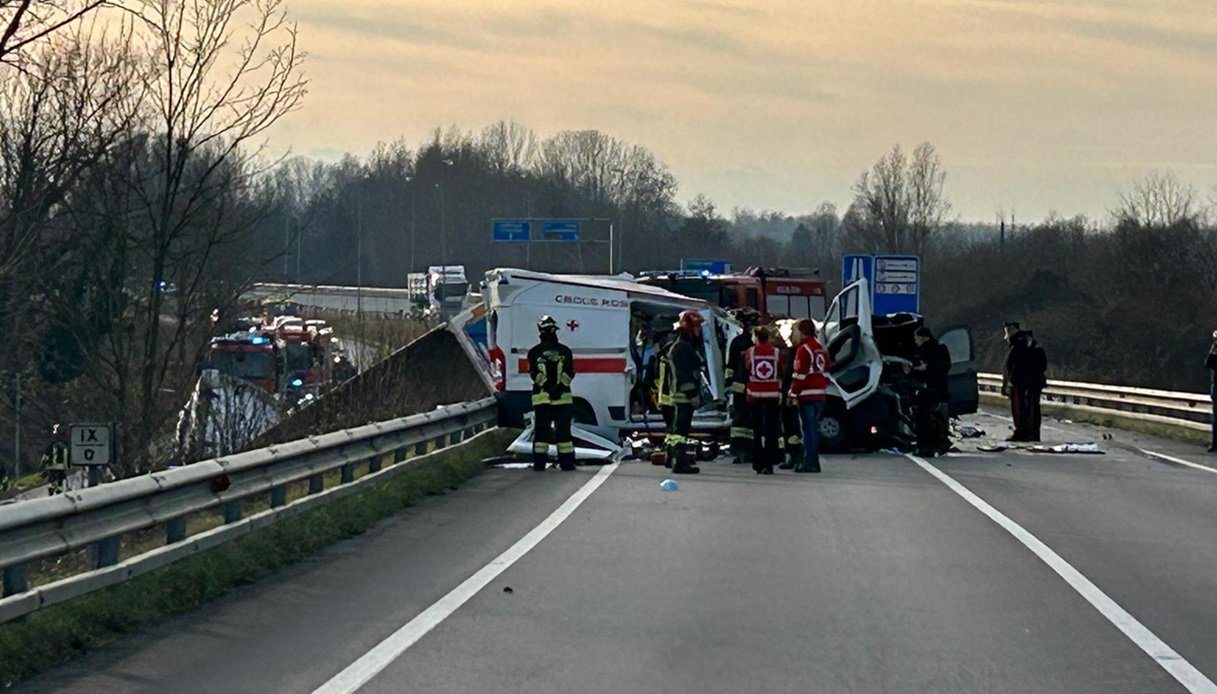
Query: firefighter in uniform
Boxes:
[
  {"xmin": 790, "ymin": 319, "xmax": 830, "ymax": 473},
  {"xmin": 664, "ymin": 309, "xmax": 705, "ymax": 474},
  {"xmin": 744, "ymin": 326, "xmax": 783, "ymax": 475},
  {"xmin": 652, "ymin": 323, "xmax": 679, "ymax": 467},
  {"xmin": 725, "ymin": 308, "xmax": 759, "ymax": 465},
  {"xmin": 528, "ymin": 316, "xmax": 577, "ymax": 471},
  {"xmin": 40, "ymin": 425, "xmax": 70, "ymax": 495}
]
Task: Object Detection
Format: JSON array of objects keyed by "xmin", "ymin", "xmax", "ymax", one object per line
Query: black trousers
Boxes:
[
  {"xmin": 669, "ymin": 403, "xmax": 695, "ymax": 468},
  {"xmin": 730, "ymin": 393, "xmax": 753, "ymax": 462},
  {"xmin": 533, "ymin": 404, "xmax": 574, "ymax": 468},
  {"xmin": 750, "ymin": 400, "xmax": 781, "ymax": 471},
  {"xmin": 1011, "ymin": 386, "xmax": 1042, "ymax": 442}
]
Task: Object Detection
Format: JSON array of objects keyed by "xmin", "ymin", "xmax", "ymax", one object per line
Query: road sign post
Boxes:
[
  {"xmin": 841, "ymin": 254, "xmax": 920, "ymax": 315},
  {"xmin": 70, "ymin": 422, "xmax": 114, "ymax": 488}
]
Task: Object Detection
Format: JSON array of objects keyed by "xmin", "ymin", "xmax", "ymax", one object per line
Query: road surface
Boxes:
[{"xmin": 16, "ymin": 411, "xmax": 1217, "ymax": 693}]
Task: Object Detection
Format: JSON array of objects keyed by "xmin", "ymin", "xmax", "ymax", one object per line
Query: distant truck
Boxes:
[{"xmin": 425, "ymin": 265, "xmax": 469, "ymax": 320}]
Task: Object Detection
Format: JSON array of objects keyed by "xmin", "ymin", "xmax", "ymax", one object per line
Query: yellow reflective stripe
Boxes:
[
  {"xmin": 787, "ymin": 436, "xmax": 803, "ymax": 445},
  {"xmin": 558, "ymin": 373, "xmax": 572, "ymax": 386},
  {"xmin": 533, "ymin": 442, "xmax": 549, "ymax": 453},
  {"xmin": 729, "ymin": 383, "xmax": 745, "ymax": 394},
  {"xmin": 557, "ymin": 442, "xmax": 575, "ymax": 453},
  {"xmin": 730, "ymin": 427, "xmax": 753, "ymax": 438}
]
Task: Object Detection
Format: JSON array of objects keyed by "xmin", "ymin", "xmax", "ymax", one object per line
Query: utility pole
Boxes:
[
  {"xmin": 13, "ymin": 371, "xmax": 21, "ymax": 481},
  {"xmin": 283, "ymin": 216, "xmax": 290, "ymax": 279}
]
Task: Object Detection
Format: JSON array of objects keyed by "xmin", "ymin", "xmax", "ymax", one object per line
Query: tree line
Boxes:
[{"xmin": 3, "ymin": 0, "xmax": 1215, "ymax": 482}]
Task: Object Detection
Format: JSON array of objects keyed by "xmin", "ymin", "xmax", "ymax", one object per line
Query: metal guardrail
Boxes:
[
  {"xmin": 0, "ymin": 398, "xmax": 497, "ymax": 624},
  {"xmin": 977, "ymin": 373, "xmax": 1211, "ymax": 430}
]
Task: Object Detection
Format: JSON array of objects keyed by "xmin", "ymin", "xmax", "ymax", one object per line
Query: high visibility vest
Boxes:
[
  {"xmin": 744, "ymin": 342, "xmax": 782, "ymax": 402},
  {"xmin": 43, "ymin": 443, "xmax": 69, "ymax": 471},
  {"xmin": 791, "ymin": 337, "xmax": 829, "ymax": 401}
]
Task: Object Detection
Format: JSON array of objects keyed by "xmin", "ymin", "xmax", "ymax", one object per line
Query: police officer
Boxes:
[
  {"xmin": 744, "ymin": 326, "xmax": 783, "ymax": 474},
  {"xmin": 40, "ymin": 424, "xmax": 70, "ymax": 495},
  {"xmin": 528, "ymin": 316, "xmax": 577, "ymax": 471},
  {"xmin": 725, "ymin": 308, "xmax": 759, "ymax": 465},
  {"xmin": 663, "ymin": 309, "xmax": 705, "ymax": 474}
]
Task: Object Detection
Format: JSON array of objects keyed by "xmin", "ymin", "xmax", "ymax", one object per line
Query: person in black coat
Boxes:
[
  {"xmin": 907, "ymin": 326, "xmax": 953, "ymax": 456},
  {"xmin": 1002, "ymin": 322, "xmax": 1047, "ymax": 442}
]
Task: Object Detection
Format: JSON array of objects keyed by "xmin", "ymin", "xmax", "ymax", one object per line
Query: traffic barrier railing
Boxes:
[
  {"xmin": 0, "ymin": 398, "xmax": 497, "ymax": 624},
  {"xmin": 977, "ymin": 373, "xmax": 1211, "ymax": 430}
]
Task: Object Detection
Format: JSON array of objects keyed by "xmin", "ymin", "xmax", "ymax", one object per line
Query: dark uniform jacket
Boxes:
[
  {"xmin": 528, "ymin": 337, "xmax": 575, "ymax": 406},
  {"xmin": 664, "ymin": 332, "xmax": 701, "ymax": 405},
  {"xmin": 1003, "ymin": 332, "xmax": 1047, "ymax": 391},
  {"xmin": 914, "ymin": 338, "xmax": 952, "ymax": 402},
  {"xmin": 725, "ymin": 333, "xmax": 752, "ymax": 395}
]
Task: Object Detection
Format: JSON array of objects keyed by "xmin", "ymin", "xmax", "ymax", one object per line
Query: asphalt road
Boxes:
[{"xmin": 17, "ymin": 410, "xmax": 1217, "ymax": 693}]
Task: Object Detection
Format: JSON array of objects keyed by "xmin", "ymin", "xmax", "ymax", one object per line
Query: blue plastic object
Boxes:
[{"xmin": 660, "ymin": 479, "xmax": 678, "ymax": 492}]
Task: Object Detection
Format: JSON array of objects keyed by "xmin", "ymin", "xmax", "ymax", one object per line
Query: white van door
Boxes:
[{"xmin": 823, "ymin": 279, "xmax": 881, "ymax": 409}]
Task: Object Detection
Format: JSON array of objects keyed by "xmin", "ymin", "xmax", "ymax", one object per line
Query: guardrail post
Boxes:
[
  {"xmin": 166, "ymin": 517, "xmax": 187, "ymax": 544},
  {"xmin": 3, "ymin": 565, "xmax": 28, "ymax": 597},
  {"xmin": 414, "ymin": 441, "xmax": 428, "ymax": 456},
  {"xmin": 340, "ymin": 463, "xmax": 355, "ymax": 484},
  {"xmin": 308, "ymin": 473, "xmax": 324, "ymax": 495},
  {"xmin": 449, "ymin": 430, "xmax": 464, "ymax": 446},
  {"xmin": 369, "ymin": 454, "xmax": 383, "ymax": 473},
  {"xmin": 271, "ymin": 485, "xmax": 287, "ymax": 508},
  {"xmin": 89, "ymin": 537, "xmax": 120, "ymax": 569},
  {"xmin": 224, "ymin": 500, "xmax": 242, "ymax": 524}
]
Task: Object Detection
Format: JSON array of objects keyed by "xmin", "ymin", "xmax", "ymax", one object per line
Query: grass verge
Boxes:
[
  {"xmin": 979, "ymin": 393, "xmax": 1210, "ymax": 446},
  {"xmin": 0, "ymin": 428, "xmax": 515, "ymax": 687}
]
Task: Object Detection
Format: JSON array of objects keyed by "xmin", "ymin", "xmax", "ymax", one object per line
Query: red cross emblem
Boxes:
[
  {"xmin": 567, "ymin": 320, "xmax": 579, "ymax": 331},
  {"xmin": 754, "ymin": 359, "xmax": 775, "ymax": 380}
]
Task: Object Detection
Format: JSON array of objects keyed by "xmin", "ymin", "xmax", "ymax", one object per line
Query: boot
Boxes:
[{"xmin": 672, "ymin": 446, "xmax": 699, "ymax": 474}]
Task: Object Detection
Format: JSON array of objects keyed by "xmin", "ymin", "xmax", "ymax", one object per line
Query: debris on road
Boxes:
[
  {"xmin": 660, "ymin": 479, "xmax": 679, "ymax": 492},
  {"xmin": 957, "ymin": 426, "xmax": 986, "ymax": 439},
  {"xmin": 1032, "ymin": 443, "xmax": 1105, "ymax": 455}
]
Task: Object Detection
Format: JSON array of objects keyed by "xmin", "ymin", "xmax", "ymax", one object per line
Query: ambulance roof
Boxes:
[{"xmin": 487, "ymin": 268, "xmax": 713, "ymax": 307}]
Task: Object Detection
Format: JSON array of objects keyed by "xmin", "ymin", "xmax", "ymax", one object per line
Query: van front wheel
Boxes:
[{"xmin": 817, "ymin": 400, "xmax": 850, "ymax": 453}]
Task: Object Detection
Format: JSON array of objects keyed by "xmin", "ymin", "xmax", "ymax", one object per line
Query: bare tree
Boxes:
[
  {"xmin": 47, "ymin": 0, "xmax": 307, "ymax": 475},
  {"xmin": 846, "ymin": 142, "xmax": 951, "ymax": 255},
  {"xmin": 479, "ymin": 120, "xmax": 536, "ymax": 174},
  {"xmin": 1113, "ymin": 171, "xmax": 1201, "ymax": 228},
  {"xmin": 0, "ymin": 0, "xmax": 111, "ymax": 66}
]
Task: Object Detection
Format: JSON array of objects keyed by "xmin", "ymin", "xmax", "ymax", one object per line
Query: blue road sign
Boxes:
[
  {"xmin": 841, "ymin": 254, "xmax": 920, "ymax": 315},
  {"xmin": 540, "ymin": 220, "xmax": 581, "ymax": 241},
  {"xmin": 492, "ymin": 220, "xmax": 531, "ymax": 242},
  {"xmin": 872, "ymin": 254, "xmax": 920, "ymax": 314},
  {"xmin": 681, "ymin": 259, "xmax": 733, "ymax": 275}
]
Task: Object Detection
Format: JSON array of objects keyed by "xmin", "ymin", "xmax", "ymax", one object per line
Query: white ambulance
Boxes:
[{"xmin": 480, "ymin": 269, "xmax": 738, "ymax": 442}]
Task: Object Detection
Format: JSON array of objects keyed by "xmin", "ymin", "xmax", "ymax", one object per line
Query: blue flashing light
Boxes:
[
  {"xmin": 250, "ymin": 336, "xmax": 268, "ymax": 345},
  {"xmin": 291, "ymin": 378, "xmax": 304, "ymax": 387},
  {"xmin": 699, "ymin": 269, "xmax": 711, "ymax": 278}
]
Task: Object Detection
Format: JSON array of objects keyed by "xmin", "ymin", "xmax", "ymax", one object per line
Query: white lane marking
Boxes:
[
  {"xmin": 1141, "ymin": 450, "xmax": 1217, "ymax": 476},
  {"xmin": 908, "ymin": 454, "xmax": 1217, "ymax": 694},
  {"xmin": 312, "ymin": 463, "xmax": 620, "ymax": 694}
]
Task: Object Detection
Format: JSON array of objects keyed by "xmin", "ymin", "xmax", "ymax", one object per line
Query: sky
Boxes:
[{"xmin": 266, "ymin": 0, "xmax": 1217, "ymax": 223}]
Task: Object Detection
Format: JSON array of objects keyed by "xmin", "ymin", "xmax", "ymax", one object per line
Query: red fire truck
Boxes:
[{"xmin": 636, "ymin": 266, "xmax": 829, "ymax": 322}]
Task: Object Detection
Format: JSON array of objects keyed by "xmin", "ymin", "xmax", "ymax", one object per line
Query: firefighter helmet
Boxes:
[
  {"xmin": 538, "ymin": 315, "xmax": 559, "ymax": 334},
  {"xmin": 678, "ymin": 309, "xmax": 705, "ymax": 333}
]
